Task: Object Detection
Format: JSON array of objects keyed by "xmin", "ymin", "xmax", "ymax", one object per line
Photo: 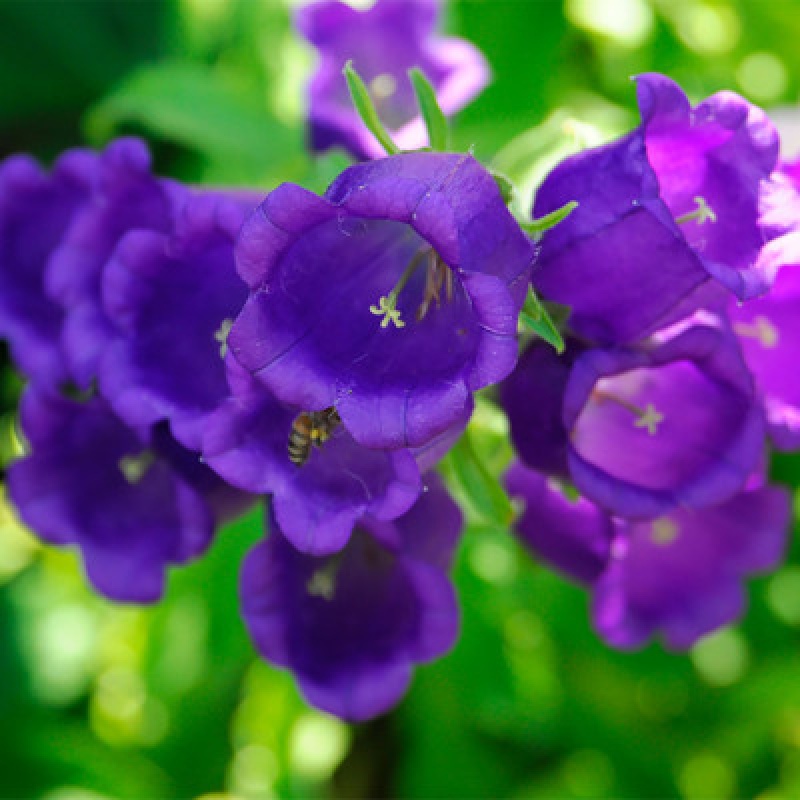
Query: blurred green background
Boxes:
[{"xmin": 3, "ymin": 0, "xmax": 800, "ymax": 797}]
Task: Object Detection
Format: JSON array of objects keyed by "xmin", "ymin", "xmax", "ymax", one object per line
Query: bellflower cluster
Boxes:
[
  {"xmin": 504, "ymin": 73, "xmax": 797, "ymax": 649},
  {"xmin": 2, "ymin": 9, "xmax": 800, "ymax": 723}
]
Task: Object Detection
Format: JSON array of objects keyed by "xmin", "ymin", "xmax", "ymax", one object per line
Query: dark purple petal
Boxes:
[
  {"xmin": 506, "ymin": 462, "xmax": 613, "ymax": 584},
  {"xmin": 44, "ymin": 137, "xmax": 185, "ymax": 386},
  {"xmin": 295, "ymin": 0, "xmax": 488, "ymax": 159},
  {"xmin": 593, "ymin": 483, "xmax": 790, "ymax": 649},
  {"xmin": 0, "ymin": 149, "xmax": 96, "ymax": 384},
  {"xmin": 240, "ymin": 478, "xmax": 461, "ymax": 720},
  {"xmin": 99, "ymin": 193, "xmax": 257, "ymax": 451},
  {"xmin": 500, "ymin": 338, "xmax": 585, "ymax": 476},
  {"xmin": 7, "ymin": 388, "xmax": 217, "ymax": 603},
  {"xmin": 563, "ymin": 323, "xmax": 765, "ymax": 517},
  {"xmin": 230, "ymin": 152, "xmax": 533, "ymax": 450},
  {"xmin": 203, "ymin": 361, "xmax": 421, "ymax": 556}
]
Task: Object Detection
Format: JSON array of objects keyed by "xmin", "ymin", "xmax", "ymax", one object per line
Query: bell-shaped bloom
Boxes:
[
  {"xmin": 506, "ymin": 463, "xmax": 612, "ymax": 584},
  {"xmin": 99, "ymin": 192, "xmax": 258, "ymax": 451},
  {"xmin": 0, "ymin": 148, "xmax": 96, "ymax": 385},
  {"xmin": 203, "ymin": 360, "xmax": 421, "ymax": 556},
  {"xmin": 45, "ymin": 137, "xmax": 184, "ymax": 387},
  {"xmin": 728, "ymin": 261, "xmax": 800, "ymax": 450},
  {"xmin": 240, "ymin": 475, "xmax": 462, "ymax": 721},
  {"xmin": 500, "ymin": 337, "xmax": 585, "ymax": 477},
  {"xmin": 563, "ymin": 322, "xmax": 764, "ymax": 518},
  {"xmin": 594, "ymin": 482, "xmax": 790, "ymax": 649},
  {"xmin": 231, "ymin": 151, "xmax": 534, "ymax": 451},
  {"xmin": 507, "ymin": 462, "xmax": 789, "ymax": 650},
  {"xmin": 533, "ymin": 73, "xmax": 783, "ymax": 344},
  {"xmin": 7, "ymin": 387, "xmax": 246, "ymax": 603},
  {"xmin": 295, "ymin": 0, "xmax": 489, "ymax": 160}
]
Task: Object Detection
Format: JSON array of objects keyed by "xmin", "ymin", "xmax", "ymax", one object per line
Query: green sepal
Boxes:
[
  {"xmin": 343, "ymin": 60, "xmax": 399, "ymax": 156},
  {"xmin": 408, "ymin": 67, "xmax": 449, "ymax": 151},
  {"xmin": 519, "ymin": 287, "xmax": 565, "ymax": 354},
  {"xmin": 521, "ymin": 200, "xmax": 578, "ymax": 239},
  {"xmin": 491, "ymin": 171, "xmax": 515, "ymax": 205},
  {"xmin": 444, "ymin": 430, "xmax": 514, "ymax": 526}
]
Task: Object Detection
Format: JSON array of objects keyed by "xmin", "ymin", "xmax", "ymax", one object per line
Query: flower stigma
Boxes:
[
  {"xmin": 118, "ymin": 450, "xmax": 156, "ymax": 484},
  {"xmin": 675, "ymin": 195, "xmax": 717, "ymax": 226},
  {"xmin": 651, "ymin": 517, "xmax": 679, "ymax": 545},
  {"xmin": 733, "ymin": 315, "xmax": 779, "ymax": 349},
  {"xmin": 214, "ymin": 317, "xmax": 234, "ymax": 358},
  {"xmin": 369, "ymin": 247, "xmax": 452, "ymax": 329},
  {"xmin": 591, "ymin": 389, "xmax": 665, "ymax": 436}
]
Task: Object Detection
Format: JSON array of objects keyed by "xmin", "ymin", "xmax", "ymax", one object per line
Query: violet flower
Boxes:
[
  {"xmin": 7, "ymin": 387, "xmax": 247, "ymax": 603},
  {"xmin": 99, "ymin": 192, "xmax": 259, "ymax": 452},
  {"xmin": 563, "ymin": 321, "xmax": 764, "ymax": 518},
  {"xmin": 231, "ymin": 151, "xmax": 534, "ymax": 451},
  {"xmin": 240, "ymin": 475, "xmax": 462, "ymax": 721},
  {"xmin": 296, "ymin": 0, "xmax": 488, "ymax": 159},
  {"xmin": 0, "ymin": 148, "xmax": 96, "ymax": 385},
  {"xmin": 45, "ymin": 137, "xmax": 184, "ymax": 387},
  {"xmin": 508, "ymin": 462, "xmax": 790, "ymax": 650},
  {"xmin": 203, "ymin": 360, "xmax": 421, "ymax": 556},
  {"xmin": 533, "ymin": 73, "xmax": 783, "ymax": 344}
]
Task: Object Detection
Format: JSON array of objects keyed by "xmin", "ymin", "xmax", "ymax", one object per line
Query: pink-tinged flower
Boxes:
[
  {"xmin": 532, "ymin": 73, "xmax": 784, "ymax": 344},
  {"xmin": 240, "ymin": 475, "xmax": 462, "ymax": 720},
  {"xmin": 296, "ymin": 0, "xmax": 488, "ymax": 159},
  {"xmin": 507, "ymin": 462, "xmax": 790, "ymax": 650}
]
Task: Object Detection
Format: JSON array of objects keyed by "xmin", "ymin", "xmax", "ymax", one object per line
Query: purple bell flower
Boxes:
[
  {"xmin": 203, "ymin": 360, "xmax": 421, "ymax": 556},
  {"xmin": 533, "ymin": 73, "xmax": 782, "ymax": 344},
  {"xmin": 500, "ymin": 337, "xmax": 585, "ymax": 477},
  {"xmin": 296, "ymin": 0, "xmax": 488, "ymax": 160},
  {"xmin": 563, "ymin": 321, "xmax": 764, "ymax": 518},
  {"xmin": 231, "ymin": 151, "xmax": 534, "ymax": 450},
  {"xmin": 0, "ymin": 148, "xmax": 96, "ymax": 385},
  {"xmin": 593, "ymin": 481, "xmax": 790, "ymax": 650},
  {"xmin": 45, "ymin": 138, "xmax": 185, "ymax": 387},
  {"xmin": 507, "ymin": 462, "xmax": 790, "ymax": 650},
  {"xmin": 7, "ymin": 387, "xmax": 246, "ymax": 603},
  {"xmin": 506, "ymin": 463, "xmax": 612, "ymax": 584},
  {"xmin": 99, "ymin": 192, "xmax": 259, "ymax": 452},
  {"xmin": 240, "ymin": 475, "xmax": 462, "ymax": 721}
]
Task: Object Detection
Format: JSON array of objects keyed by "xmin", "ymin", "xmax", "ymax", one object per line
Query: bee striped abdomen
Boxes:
[{"xmin": 288, "ymin": 413, "xmax": 314, "ymax": 466}]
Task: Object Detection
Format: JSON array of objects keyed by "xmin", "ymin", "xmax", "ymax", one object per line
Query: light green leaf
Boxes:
[
  {"xmin": 343, "ymin": 60, "xmax": 399, "ymax": 156},
  {"xmin": 409, "ymin": 67, "xmax": 449, "ymax": 151}
]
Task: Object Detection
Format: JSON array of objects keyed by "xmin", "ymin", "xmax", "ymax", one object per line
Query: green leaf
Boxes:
[
  {"xmin": 85, "ymin": 61, "xmax": 300, "ymax": 182},
  {"xmin": 490, "ymin": 171, "xmax": 515, "ymax": 205},
  {"xmin": 408, "ymin": 67, "xmax": 449, "ymax": 151},
  {"xmin": 521, "ymin": 199, "xmax": 578, "ymax": 238},
  {"xmin": 444, "ymin": 430, "xmax": 514, "ymax": 526},
  {"xmin": 343, "ymin": 61, "xmax": 399, "ymax": 156},
  {"xmin": 519, "ymin": 288, "xmax": 565, "ymax": 353}
]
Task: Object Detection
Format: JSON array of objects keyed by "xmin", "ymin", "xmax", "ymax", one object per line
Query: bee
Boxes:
[{"xmin": 288, "ymin": 407, "xmax": 342, "ymax": 466}]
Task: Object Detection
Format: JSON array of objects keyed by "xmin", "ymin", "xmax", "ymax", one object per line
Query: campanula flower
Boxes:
[
  {"xmin": 240, "ymin": 475, "xmax": 461, "ymax": 720},
  {"xmin": 230, "ymin": 151, "xmax": 534, "ymax": 451},
  {"xmin": 296, "ymin": 0, "xmax": 488, "ymax": 159}
]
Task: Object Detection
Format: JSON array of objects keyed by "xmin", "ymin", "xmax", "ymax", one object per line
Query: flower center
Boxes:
[
  {"xmin": 675, "ymin": 195, "xmax": 717, "ymax": 226},
  {"xmin": 590, "ymin": 389, "xmax": 665, "ymax": 436},
  {"xmin": 650, "ymin": 517, "xmax": 679, "ymax": 545},
  {"xmin": 118, "ymin": 450, "xmax": 155, "ymax": 484},
  {"xmin": 307, "ymin": 552, "xmax": 344, "ymax": 600},
  {"xmin": 369, "ymin": 247, "xmax": 452, "ymax": 330},
  {"xmin": 733, "ymin": 315, "xmax": 779, "ymax": 349}
]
